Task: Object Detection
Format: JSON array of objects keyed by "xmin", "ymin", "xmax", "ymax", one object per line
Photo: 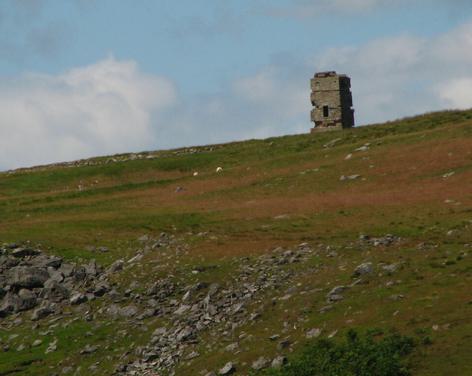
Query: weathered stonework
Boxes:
[{"xmin": 310, "ymin": 71, "xmax": 354, "ymax": 132}]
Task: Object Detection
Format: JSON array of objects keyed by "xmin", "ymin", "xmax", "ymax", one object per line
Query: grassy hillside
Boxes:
[{"xmin": 0, "ymin": 110, "xmax": 471, "ymax": 375}]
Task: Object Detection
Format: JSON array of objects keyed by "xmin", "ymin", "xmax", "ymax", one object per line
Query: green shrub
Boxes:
[{"xmin": 257, "ymin": 330, "xmax": 414, "ymax": 376}]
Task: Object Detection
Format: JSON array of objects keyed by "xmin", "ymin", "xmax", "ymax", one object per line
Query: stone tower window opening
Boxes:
[{"xmin": 323, "ymin": 105, "xmax": 329, "ymax": 118}]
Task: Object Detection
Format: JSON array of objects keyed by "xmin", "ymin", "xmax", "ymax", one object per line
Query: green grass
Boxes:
[
  {"xmin": 0, "ymin": 318, "xmax": 148, "ymax": 376},
  {"xmin": 1, "ymin": 109, "xmax": 472, "ymax": 375}
]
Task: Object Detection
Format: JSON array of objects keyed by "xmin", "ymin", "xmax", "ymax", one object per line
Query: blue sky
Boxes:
[{"xmin": 1, "ymin": 0, "xmax": 472, "ymax": 170}]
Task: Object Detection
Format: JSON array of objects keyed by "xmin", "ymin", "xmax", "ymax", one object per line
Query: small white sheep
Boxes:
[{"xmin": 216, "ymin": 167, "xmax": 223, "ymax": 173}]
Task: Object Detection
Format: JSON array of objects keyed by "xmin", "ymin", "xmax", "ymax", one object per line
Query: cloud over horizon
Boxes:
[
  {"xmin": 0, "ymin": 57, "xmax": 176, "ymax": 170},
  {"xmin": 2, "ymin": 18, "xmax": 472, "ymax": 171},
  {"xmin": 312, "ymin": 19, "xmax": 472, "ymax": 122}
]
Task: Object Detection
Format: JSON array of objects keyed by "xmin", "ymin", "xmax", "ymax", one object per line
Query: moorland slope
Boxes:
[{"xmin": 0, "ymin": 110, "xmax": 471, "ymax": 375}]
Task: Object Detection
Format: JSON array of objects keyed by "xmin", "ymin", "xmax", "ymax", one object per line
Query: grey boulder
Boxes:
[
  {"xmin": 40, "ymin": 280, "xmax": 70, "ymax": 302},
  {"xmin": 219, "ymin": 362, "xmax": 235, "ymax": 375},
  {"xmin": 353, "ymin": 262, "xmax": 374, "ymax": 276},
  {"xmin": 252, "ymin": 356, "xmax": 270, "ymax": 370},
  {"xmin": 7, "ymin": 266, "xmax": 49, "ymax": 289},
  {"xmin": 0, "ymin": 290, "xmax": 37, "ymax": 315}
]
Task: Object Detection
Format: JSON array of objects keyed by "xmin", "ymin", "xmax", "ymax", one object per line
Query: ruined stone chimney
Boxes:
[{"xmin": 310, "ymin": 71, "xmax": 354, "ymax": 132}]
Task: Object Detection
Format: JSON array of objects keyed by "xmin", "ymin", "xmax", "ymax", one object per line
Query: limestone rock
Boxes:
[
  {"xmin": 306, "ymin": 328, "xmax": 322, "ymax": 339},
  {"xmin": 31, "ymin": 304, "xmax": 54, "ymax": 321},
  {"xmin": 80, "ymin": 344, "xmax": 98, "ymax": 354},
  {"xmin": 45, "ymin": 339, "xmax": 58, "ymax": 354},
  {"xmin": 11, "ymin": 248, "xmax": 40, "ymax": 258},
  {"xmin": 271, "ymin": 356, "xmax": 287, "ymax": 368},
  {"xmin": 353, "ymin": 262, "xmax": 374, "ymax": 276},
  {"xmin": 16, "ymin": 289, "xmax": 37, "ymax": 311},
  {"xmin": 252, "ymin": 356, "xmax": 270, "ymax": 370},
  {"xmin": 107, "ymin": 259, "xmax": 124, "ymax": 273},
  {"xmin": 70, "ymin": 293, "xmax": 87, "ymax": 305},
  {"xmin": 41, "ymin": 280, "xmax": 70, "ymax": 302},
  {"xmin": 7, "ymin": 266, "xmax": 49, "ymax": 289},
  {"xmin": 219, "ymin": 362, "xmax": 235, "ymax": 375},
  {"xmin": 327, "ymin": 286, "xmax": 347, "ymax": 302}
]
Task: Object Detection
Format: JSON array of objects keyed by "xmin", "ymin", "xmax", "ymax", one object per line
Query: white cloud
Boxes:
[
  {"xmin": 233, "ymin": 69, "xmax": 278, "ymax": 102},
  {"xmin": 232, "ymin": 68, "xmax": 307, "ymax": 117},
  {"xmin": 209, "ymin": 18, "xmax": 472, "ymax": 134},
  {"xmin": 3, "ymin": 18, "xmax": 472, "ymax": 171},
  {"xmin": 433, "ymin": 20, "xmax": 472, "ymax": 65},
  {"xmin": 317, "ymin": 34, "xmax": 424, "ymax": 76},
  {"xmin": 437, "ymin": 78, "xmax": 472, "ymax": 109},
  {"xmin": 1, "ymin": 59, "xmax": 304, "ymax": 172},
  {"xmin": 0, "ymin": 57, "xmax": 176, "ymax": 170},
  {"xmin": 138, "ymin": 65, "xmax": 311, "ymax": 154},
  {"xmin": 311, "ymin": 20, "xmax": 472, "ymax": 123}
]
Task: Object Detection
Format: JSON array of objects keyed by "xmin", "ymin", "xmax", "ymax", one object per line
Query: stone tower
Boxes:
[{"xmin": 310, "ymin": 71, "xmax": 354, "ymax": 132}]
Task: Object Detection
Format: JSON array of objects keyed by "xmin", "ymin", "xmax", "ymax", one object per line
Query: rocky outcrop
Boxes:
[
  {"xmin": 1, "ymin": 234, "xmax": 399, "ymax": 375},
  {"xmin": 0, "ymin": 243, "xmax": 110, "ymax": 318},
  {"xmin": 120, "ymin": 243, "xmax": 314, "ymax": 375}
]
